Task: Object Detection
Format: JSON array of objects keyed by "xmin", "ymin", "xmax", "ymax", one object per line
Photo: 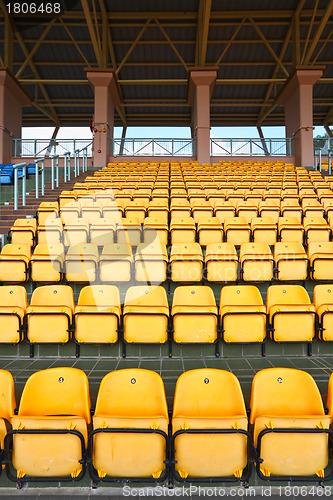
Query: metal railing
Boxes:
[
  {"xmin": 111, "ymin": 138, "xmax": 195, "ymax": 156},
  {"xmin": 13, "ymin": 163, "xmax": 27, "ymax": 210},
  {"xmin": 313, "ymin": 137, "xmax": 333, "ymax": 154},
  {"xmin": 13, "ymin": 139, "xmax": 93, "ymax": 158},
  {"xmin": 210, "ymin": 138, "xmax": 293, "ymax": 156},
  {"xmin": 329, "ymin": 149, "xmax": 333, "ymax": 175}
]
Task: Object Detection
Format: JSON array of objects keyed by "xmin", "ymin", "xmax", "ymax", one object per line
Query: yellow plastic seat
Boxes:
[
  {"xmin": 90, "ymin": 219, "xmax": 115, "ymax": 246},
  {"xmin": 258, "ymin": 200, "xmax": 280, "ymax": 223},
  {"xmin": 117, "ymin": 217, "xmax": 142, "ymax": 246},
  {"xmin": 147, "ymin": 199, "xmax": 169, "ymax": 220},
  {"xmin": 60, "ymin": 201, "xmax": 81, "ymax": 224},
  {"xmin": 125, "ymin": 200, "xmax": 148, "ymax": 224},
  {"xmin": 172, "ymin": 369, "xmax": 249, "ymax": 481},
  {"xmin": 0, "ymin": 286, "xmax": 28, "ymax": 343},
  {"xmin": 37, "ymin": 217, "xmax": 63, "ymax": 244},
  {"xmin": 191, "ymin": 200, "xmax": 213, "ymax": 223},
  {"xmin": 0, "ymin": 244, "xmax": 31, "ymax": 282},
  {"xmin": 74, "ymin": 285, "xmax": 121, "ymax": 349},
  {"xmin": 63, "ymin": 218, "xmax": 90, "ymax": 246},
  {"xmin": 37, "ymin": 202, "xmax": 59, "ymax": 225},
  {"xmin": 123, "ymin": 286, "xmax": 169, "ymax": 348},
  {"xmin": 214, "ymin": 200, "xmax": 236, "ymax": 223},
  {"xmin": 219, "ymin": 285, "xmax": 266, "ymax": 346},
  {"xmin": 10, "ymin": 368, "xmax": 90, "ymax": 481},
  {"xmin": 323, "ymin": 199, "xmax": 333, "ymax": 219},
  {"xmin": 102, "ymin": 199, "xmax": 124, "ymax": 222},
  {"xmin": 0, "ymin": 370, "xmax": 16, "ymax": 448},
  {"xmin": 143, "ymin": 216, "xmax": 168, "ymax": 245},
  {"xmin": 99, "ymin": 243, "xmax": 133, "ymax": 282},
  {"xmin": 302, "ymin": 200, "xmax": 324, "ymax": 219},
  {"xmin": 205, "ymin": 243, "xmax": 238, "ymax": 282},
  {"xmin": 9, "ymin": 219, "xmax": 37, "ymax": 247},
  {"xmin": 274, "ymin": 242, "xmax": 308, "ymax": 281},
  {"xmin": 239, "ymin": 243, "xmax": 273, "ymax": 282},
  {"xmin": 314, "ymin": 284, "xmax": 333, "ymax": 341},
  {"xmin": 266, "ymin": 285, "xmax": 316, "ymax": 346},
  {"xmin": 170, "ymin": 217, "xmax": 196, "ymax": 244},
  {"xmin": 80, "ymin": 201, "xmax": 103, "ymax": 224},
  {"xmin": 170, "ymin": 243, "xmax": 203, "ymax": 282},
  {"xmin": 308, "ymin": 242, "xmax": 333, "ymax": 281},
  {"xmin": 251, "ymin": 217, "xmax": 277, "ymax": 245},
  {"xmin": 172, "ymin": 286, "xmax": 218, "ymax": 346},
  {"xmin": 280, "ymin": 200, "xmax": 302, "ymax": 222},
  {"xmin": 25, "ymin": 285, "xmax": 74, "ymax": 346},
  {"xmin": 197, "ymin": 217, "xmax": 223, "ymax": 246},
  {"xmin": 250, "ymin": 368, "xmax": 330, "ymax": 479},
  {"xmin": 278, "ymin": 217, "xmax": 304, "ymax": 243},
  {"xmin": 170, "ymin": 199, "xmax": 191, "ymax": 219},
  {"xmin": 65, "ymin": 243, "xmax": 99, "ymax": 282},
  {"xmin": 30, "ymin": 243, "xmax": 64, "ymax": 282},
  {"xmin": 90, "ymin": 369, "xmax": 168, "ymax": 480},
  {"xmin": 224, "ymin": 217, "xmax": 251, "ymax": 246},
  {"xmin": 236, "ymin": 200, "xmax": 258, "ymax": 223},
  {"xmin": 303, "ymin": 217, "xmax": 331, "ymax": 243},
  {"xmin": 134, "ymin": 242, "xmax": 168, "ymax": 283}
]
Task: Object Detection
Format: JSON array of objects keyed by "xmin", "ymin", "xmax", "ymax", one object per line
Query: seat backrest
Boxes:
[
  {"xmin": 94, "ymin": 369, "xmax": 168, "ymax": 418},
  {"xmin": 206, "ymin": 242, "xmax": 237, "ymax": 256},
  {"xmin": 278, "ymin": 217, "xmax": 300, "ymax": 225},
  {"xmin": 220, "ymin": 285, "xmax": 263, "ymax": 307},
  {"xmin": 0, "ymin": 285, "xmax": 28, "ymax": 310},
  {"xmin": 308, "ymin": 242, "xmax": 333, "ymax": 256},
  {"xmin": 30, "ymin": 285, "xmax": 75, "ymax": 310},
  {"xmin": 125, "ymin": 285, "xmax": 168, "ymax": 308},
  {"xmin": 171, "ymin": 243, "xmax": 203, "ymax": 256},
  {"xmin": 250, "ymin": 368, "xmax": 324, "ymax": 424},
  {"xmin": 33, "ymin": 244, "xmax": 64, "ymax": 258},
  {"xmin": 66, "ymin": 243, "xmax": 98, "ymax": 257},
  {"xmin": 0, "ymin": 370, "xmax": 16, "ymax": 420},
  {"xmin": 77, "ymin": 285, "xmax": 120, "ymax": 307},
  {"xmin": 266, "ymin": 285, "xmax": 311, "ymax": 309},
  {"xmin": 102, "ymin": 243, "xmax": 132, "ymax": 257},
  {"xmin": 173, "ymin": 285, "xmax": 216, "ymax": 307},
  {"xmin": 1, "ymin": 244, "xmax": 31, "ymax": 258},
  {"xmin": 240, "ymin": 243, "xmax": 271, "ymax": 257},
  {"xmin": 136, "ymin": 242, "xmax": 167, "ymax": 257},
  {"xmin": 303, "ymin": 217, "xmax": 327, "ymax": 226},
  {"xmin": 274, "ymin": 242, "xmax": 305, "ymax": 256},
  {"xmin": 18, "ymin": 367, "xmax": 91, "ymax": 422},
  {"xmin": 313, "ymin": 284, "xmax": 333, "ymax": 308},
  {"xmin": 173, "ymin": 369, "xmax": 246, "ymax": 418}
]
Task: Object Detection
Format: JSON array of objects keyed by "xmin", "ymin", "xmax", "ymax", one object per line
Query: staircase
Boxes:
[{"xmin": 0, "ymin": 170, "xmax": 94, "ymax": 236}]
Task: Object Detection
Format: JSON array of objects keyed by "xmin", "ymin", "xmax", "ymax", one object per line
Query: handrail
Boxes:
[
  {"xmin": 314, "ymin": 148, "xmax": 322, "ymax": 172},
  {"xmin": 49, "ymin": 155, "xmax": 59, "ymax": 189},
  {"xmin": 63, "ymin": 151, "xmax": 71, "ymax": 182},
  {"xmin": 328, "ymin": 149, "xmax": 333, "ymax": 176},
  {"xmin": 35, "ymin": 158, "xmax": 45, "ymax": 198},
  {"xmin": 13, "ymin": 162, "xmax": 27, "ymax": 210}
]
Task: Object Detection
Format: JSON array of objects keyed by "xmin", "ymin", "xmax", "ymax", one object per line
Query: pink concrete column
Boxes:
[
  {"xmin": 276, "ymin": 66, "xmax": 325, "ymax": 167},
  {"xmin": 85, "ymin": 68, "xmax": 121, "ymax": 168},
  {"xmin": 187, "ymin": 67, "xmax": 218, "ymax": 164},
  {"xmin": 0, "ymin": 68, "xmax": 30, "ymax": 164}
]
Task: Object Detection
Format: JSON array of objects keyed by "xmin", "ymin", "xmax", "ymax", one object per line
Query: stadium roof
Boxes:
[{"xmin": 0, "ymin": 0, "xmax": 333, "ymax": 129}]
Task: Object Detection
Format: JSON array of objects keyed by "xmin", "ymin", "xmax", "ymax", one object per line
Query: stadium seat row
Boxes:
[
  {"xmin": 0, "ymin": 366, "xmax": 332, "ymax": 485},
  {"xmin": 36, "ymin": 198, "xmax": 333, "ymax": 222},
  {"xmin": 1, "ymin": 283, "xmax": 333, "ymax": 357},
  {"xmin": 2, "ymin": 241, "xmax": 333, "ymax": 284},
  {"xmin": 10, "ymin": 213, "xmax": 333, "ymax": 247}
]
